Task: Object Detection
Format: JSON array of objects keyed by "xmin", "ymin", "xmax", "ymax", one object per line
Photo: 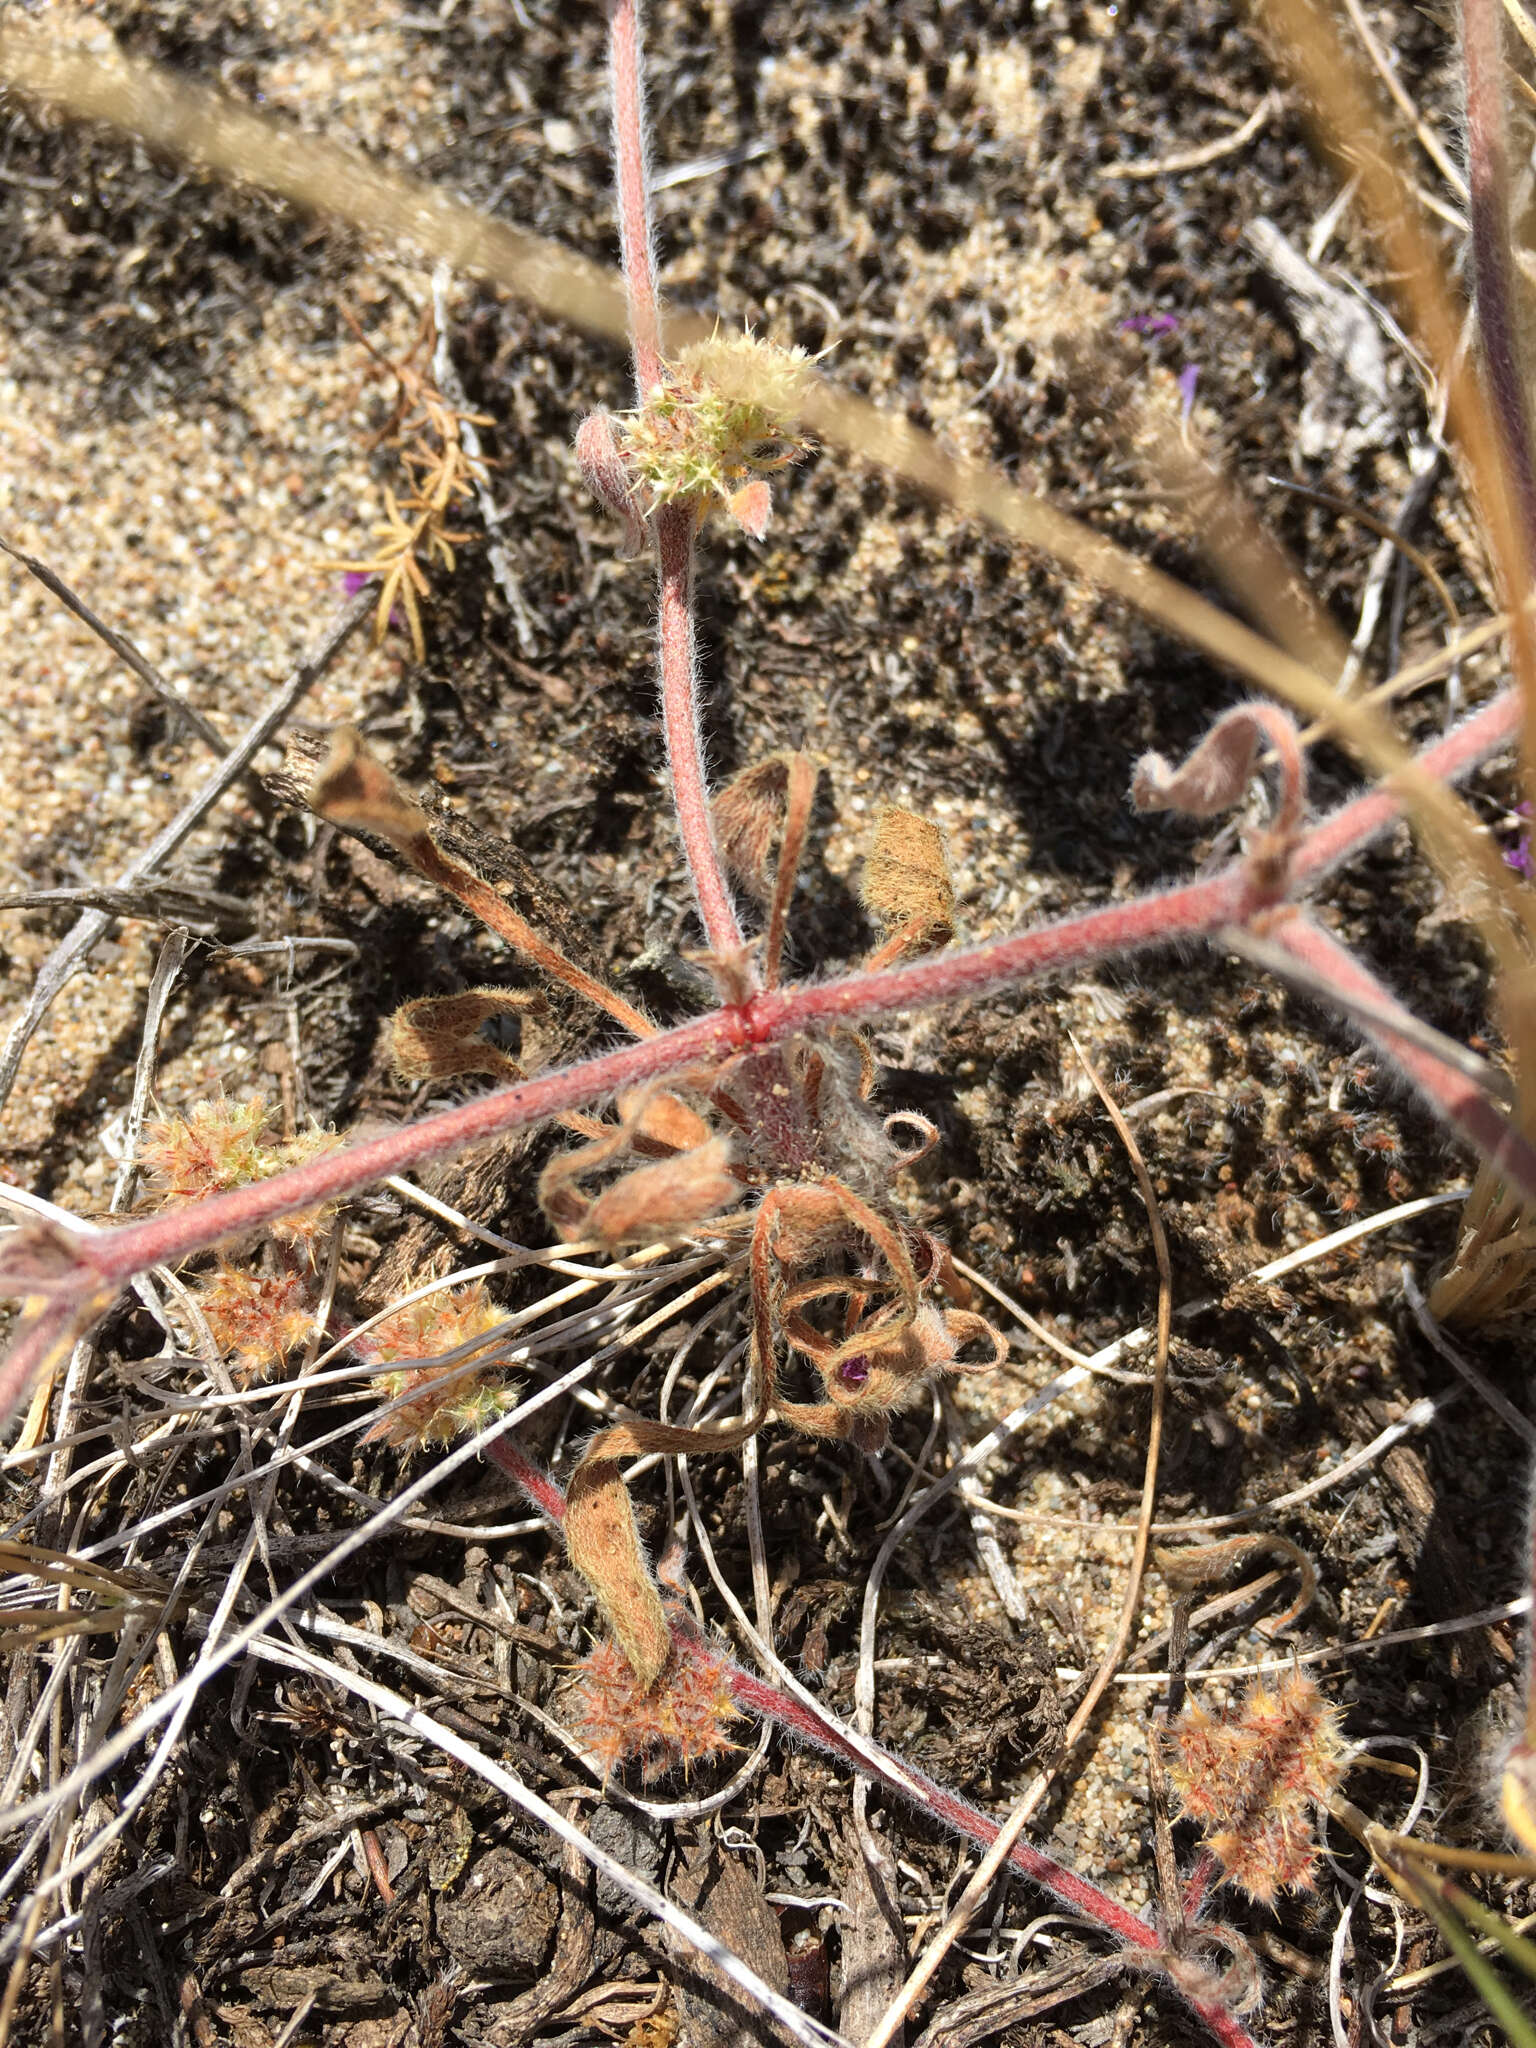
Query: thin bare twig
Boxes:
[
  {"xmin": 0, "ymin": 584, "xmax": 373, "ymax": 1117},
  {"xmin": 0, "ymin": 534, "xmax": 230, "ymax": 762},
  {"xmin": 109, "ymin": 926, "xmax": 189, "ymax": 1216},
  {"xmin": 1101, "ymin": 91, "xmax": 1282, "ymax": 180}
]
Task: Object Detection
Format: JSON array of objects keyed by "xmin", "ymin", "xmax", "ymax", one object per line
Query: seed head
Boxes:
[
  {"xmin": 195, "ymin": 1264, "xmax": 315, "ymax": 1380},
  {"xmin": 139, "ymin": 1096, "xmax": 274, "ymax": 1205},
  {"xmin": 566, "ymin": 1632, "xmax": 741, "ymax": 1783},
  {"xmin": 361, "ymin": 1281, "xmax": 516, "ymax": 1451},
  {"xmin": 1166, "ymin": 1671, "xmax": 1345, "ymax": 1904}
]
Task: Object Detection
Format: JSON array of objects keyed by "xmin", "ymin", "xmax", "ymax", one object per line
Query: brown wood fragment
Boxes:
[
  {"xmin": 663, "ymin": 1835, "xmax": 791, "ymax": 2048},
  {"xmin": 837, "ymin": 1819, "xmax": 907, "ymax": 2048}
]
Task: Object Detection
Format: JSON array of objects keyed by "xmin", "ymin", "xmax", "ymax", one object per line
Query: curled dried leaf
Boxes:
[
  {"xmin": 565, "ymin": 1453, "xmax": 675, "ymax": 1690},
  {"xmin": 615, "ymin": 1087, "xmax": 715, "ymax": 1156},
  {"xmin": 584, "ymin": 1135, "xmax": 739, "ymax": 1246},
  {"xmin": 1132, "ymin": 702, "xmax": 1306, "ymax": 839},
  {"xmin": 390, "ymin": 987, "xmax": 546, "ymax": 1085},
  {"xmin": 312, "ymin": 727, "xmax": 433, "ymax": 852},
  {"xmin": 712, "ymin": 755, "xmax": 806, "ymax": 901},
  {"xmin": 862, "ymin": 806, "xmax": 954, "ymax": 965}
]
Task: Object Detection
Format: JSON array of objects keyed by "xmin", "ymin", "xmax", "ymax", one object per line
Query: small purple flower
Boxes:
[
  {"xmin": 1506, "ymin": 800, "xmax": 1534, "ymax": 877},
  {"xmin": 1120, "ymin": 312, "xmax": 1181, "ymax": 338},
  {"xmin": 1177, "ymin": 362, "xmax": 1200, "ymax": 423},
  {"xmin": 839, "ymin": 1356, "xmax": 870, "ymax": 1388},
  {"xmin": 342, "ymin": 570, "xmax": 405, "ymax": 634}
]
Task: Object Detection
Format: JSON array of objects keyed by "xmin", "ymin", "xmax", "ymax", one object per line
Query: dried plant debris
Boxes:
[{"xmin": 1, "ymin": 2, "xmax": 1533, "ymax": 2047}]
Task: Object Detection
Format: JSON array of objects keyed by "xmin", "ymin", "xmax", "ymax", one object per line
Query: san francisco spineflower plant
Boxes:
[{"xmin": 8, "ymin": 3, "xmax": 1536, "ymax": 2043}]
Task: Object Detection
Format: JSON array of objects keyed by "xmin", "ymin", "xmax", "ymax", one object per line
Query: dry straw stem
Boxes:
[
  {"xmin": 1264, "ymin": 0, "xmax": 1536, "ymax": 814},
  {"xmin": 0, "ymin": 24, "xmax": 1526, "ymax": 968}
]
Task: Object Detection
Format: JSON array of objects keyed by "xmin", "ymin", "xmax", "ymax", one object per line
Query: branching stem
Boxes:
[
  {"xmin": 3, "ymin": 694, "xmax": 1530, "ymax": 1341},
  {"xmin": 481, "ymin": 1433, "xmax": 1260, "ymax": 2048}
]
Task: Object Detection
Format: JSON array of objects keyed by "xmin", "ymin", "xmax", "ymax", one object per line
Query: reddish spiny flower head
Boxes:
[
  {"xmin": 361, "ymin": 1281, "xmax": 516, "ymax": 1451},
  {"xmin": 566, "ymin": 1632, "xmax": 741, "ymax": 1784},
  {"xmin": 195, "ymin": 1264, "xmax": 315, "ymax": 1381},
  {"xmin": 1166, "ymin": 1670, "xmax": 1345, "ymax": 1905}
]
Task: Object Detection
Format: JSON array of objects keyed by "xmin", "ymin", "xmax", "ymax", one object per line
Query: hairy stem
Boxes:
[
  {"xmin": 482, "ymin": 1434, "xmax": 1260, "ymax": 2048},
  {"xmin": 605, "ymin": 0, "xmax": 661, "ymax": 396},
  {"xmin": 1289, "ymin": 686, "xmax": 1519, "ymax": 890},
  {"xmin": 8, "ymin": 865, "xmax": 1258, "ymax": 1300},
  {"xmin": 2, "ymin": 697, "xmax": 1528, "ymax": 1393},
  {"xmin": 605, "ymin": 0, "xmax": 743, "ymax": 959},
  {"xmin": 656, "ymin": 503, "xmax": 744, "ymax": 956},
  {"xmin": 1261, "ymin": 912, "xmax": 1536, "ymax": 1199}
]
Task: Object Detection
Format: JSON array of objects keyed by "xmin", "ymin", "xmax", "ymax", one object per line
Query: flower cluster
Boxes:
[
  {"xmin": 195, "ymin": 1266, "xmax": 316, "ymax": 1380},
  {"xmin": 360, "ymin": 1280, "xmax": 518, "ymax": 1452},
  {"xmin": 139, "ymin": 1096, "xmax": 346, "ymax": 1378},
  {"xmin": 579, "ymin": 331, "xmax": 814, "ymax": 543},
  {"xmin": 566, "ymin": 1630, "xmax": 741, "ymax": 1783},
  {"xmin": 1166, "ymin": 1671, "xmax": 1345, "ymax": 1904},
  {"xmin": 139, "ymin": 1096, "xmax": 342, "ymax": 1252}
]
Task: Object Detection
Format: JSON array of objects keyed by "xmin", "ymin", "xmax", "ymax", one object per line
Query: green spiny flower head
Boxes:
[{"xmin": 619, "ymin": 330, "xmax": 814, "ymax": 538}]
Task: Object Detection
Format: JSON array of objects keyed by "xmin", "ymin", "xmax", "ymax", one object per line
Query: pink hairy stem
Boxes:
[
  {"xmin": 12, "ymin": 862, "xmax": 1260, "ymax": 1296},
  {"xmin": 656, "ymin": 502, "xmax": 745, "ymax": 958},
  {"xmin": 605, "ymin": 0, "xmax": 744, "ymax": 959},
  {"xmin": 1260, "ymin": 910, "xmax": 1536, "ymax": 1203},
  {"xmin": 604, "ymin": 0, "xmax": 661, "ymax": 397},
  {"xmin": 1, "ymin": 694, "xmax": 1527, "ymax": 1386},
  {"xmin": 480, "ymin": 1434, "xmax": 1261, "ymax": 2048},
  {"xmin": 1289, "ymin": 686, "xmax": 1520, "ymax": 891}
]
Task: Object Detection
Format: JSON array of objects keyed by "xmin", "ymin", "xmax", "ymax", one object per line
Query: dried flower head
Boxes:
[
  {"xmin": 138, "ymin": 1095, "xmax": 343, "ymax": 1253},
  {"xmin": 861, "ymin": 804, "xmax": 956, "ymax": 966},
  {"xmin": 138, "ymin": 1096, "xmax": 274, "ymax": 1205},
  {"xmin": 566, "ymin": 1631, "xmax": 741, "ymax": 1783},
  {"xmin": 361, "ymin": 1280, "xmax": 516, "ymax": 1451},
  {"xmin": 194, "ymin": 1264, "xmax": 315, "ymax": 1381},
  {"xmin": 600, "ymin": 331, "xmax": 814, "ymax": 538},
  {"xmin": 1166, "ymin": 1670, "xmax": 1345, "ymax": 1904}
]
